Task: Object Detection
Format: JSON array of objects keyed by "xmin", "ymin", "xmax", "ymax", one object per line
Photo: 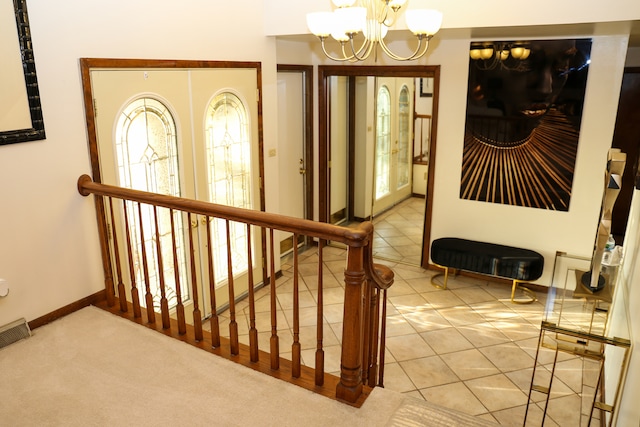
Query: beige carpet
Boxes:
[{"xmin": 0, "ymin": 306, "xmax": 497, "ymax": 426}]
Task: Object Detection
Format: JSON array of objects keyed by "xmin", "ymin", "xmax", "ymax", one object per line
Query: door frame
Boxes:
[
  {"xmin": 318, "ymin": 65, "xmax": 440, "ymax": 268},
  {"xmin": 80, "ymin": 57, "xmax": 269, "ymax": 295},
  {"xmin": 276, "ymin": 64, "xmax": 314, "ymax": 227}
]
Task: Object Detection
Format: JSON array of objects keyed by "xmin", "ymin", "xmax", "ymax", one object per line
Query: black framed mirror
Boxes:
[{"xmin": 0, "ymin": 0, "xmax": 45, "ymax": 145}]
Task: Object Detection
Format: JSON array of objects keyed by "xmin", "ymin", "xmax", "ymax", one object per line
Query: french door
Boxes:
[
  {"xmin": 372, "ymin": 77, "xmax": 414, "ymax": 216},
  {"xmin": 90, "ymin": 66, "xmax": 262, "ymax": 320}
]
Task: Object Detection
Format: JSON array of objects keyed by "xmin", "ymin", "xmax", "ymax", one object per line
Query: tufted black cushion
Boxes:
[{"xmin": 431, "ymin": 238, "xmax": 544, "ymax": 281}]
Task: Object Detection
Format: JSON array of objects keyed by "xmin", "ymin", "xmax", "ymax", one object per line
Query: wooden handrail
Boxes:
[
  {"xmin": 78, "ymin": 174, "xmax": 371, "ymax": 247},
  {"xmin": 77, "ymin": 174, "xmax": 393, "ymax": 405}
]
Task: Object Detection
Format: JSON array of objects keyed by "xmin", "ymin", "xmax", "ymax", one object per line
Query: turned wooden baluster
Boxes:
[
  {"xmin": 363, "ymin": 285, "xmax": 381, "ymax": 387},
  {"xmin": 138, "ymin": 203, "xmax": 155, "ymax": 324},
  {"xmin": 269, "ymin": 228, "xmax": 279, "ymax": 370},
  {"xmin": 378, "ymin": 288, "xmax": 388, "ymax": 387},
  {"xmin": 361, "ymin": 278, "xmax": 373, "ymax": 386},
  {"xmin": 315, "ymin": 239, "xmax": 325, "ymax": 386},
  {"xmin": 205, "ymin": 216, "xmax": 220, "ymax": 347},
  {"xmin": 291, "ymin": 233, "xmax": 301, "ymax": 378},
  {"xmin": 169, "ymin": 208, "xmax": 186, "ymax": 335},
  {"xmin": 225, "ymin": 219, "xmax": 239, "ymax": 355},
  {"xmin": 91, "ymin": 192, "xmax": 115, "ymax": 307},
  {"xmin": 153, "ymin": 207, "xmax": 171, "ymax": 329},
  {"xmin": 107, "ymin": 197, "xmax": 127, "ymax": 313},
  {"xmin": 123, "ymin": 201, "xmax": 141, "ymax": 318},
  {"xmin": 187, "ymin": 213, "xmax": 203, "ymax": 341},
  {"xmin": 247, "ymin": 225, "xmax": 259, "ymax": 362}
]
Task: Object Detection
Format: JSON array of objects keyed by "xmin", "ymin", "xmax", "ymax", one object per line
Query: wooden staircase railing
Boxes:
[{"xmin": 77, "ymin": 174, "xmax": 393, "ymax": 406}]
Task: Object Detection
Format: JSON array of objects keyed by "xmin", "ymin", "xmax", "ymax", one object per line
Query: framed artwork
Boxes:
[
  {"xmin": 419, "ymin": 78, "xmax": 433, "ymax": 97},
  {"xmin": 0, "ymin": 0, "xmax": 45, "ymax": 146},
  {"xmin": 460, "ymin": 38, "xmax": 592, "ymax": 211}
]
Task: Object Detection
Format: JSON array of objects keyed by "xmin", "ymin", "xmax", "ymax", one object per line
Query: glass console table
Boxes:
[{"xmin": 524, "ymin": 252, "xmax": 631, "ymax": 426}]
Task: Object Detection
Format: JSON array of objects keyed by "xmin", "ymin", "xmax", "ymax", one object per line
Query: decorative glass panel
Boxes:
[
  {"xmin": 115, "ymin": 97, "xmax": 189, "ymax": 309},
  {"xmin": 375, "ymin": 86, "xmax": 391, "ymax": 200},
  {"xmin": 205, "ymin": 92, "xmax": 252, "ymax": 286},
  {"xmin": 397, "ymin": 85, "xmax": 410, "ymax": 189}
]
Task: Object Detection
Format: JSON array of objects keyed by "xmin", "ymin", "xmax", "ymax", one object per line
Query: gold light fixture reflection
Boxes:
[
  {"xmin": 307, "ymin": 0, "xmax": 443, "ymax": 62},
  {"xmin": 469, "ymin": 41, "xmax": 531, "ymax": 70}
]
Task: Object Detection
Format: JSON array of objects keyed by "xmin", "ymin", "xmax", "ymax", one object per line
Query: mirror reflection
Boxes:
[{"xmin": 321, "ymin": 67, "xmax": 439, "ymax": 266}]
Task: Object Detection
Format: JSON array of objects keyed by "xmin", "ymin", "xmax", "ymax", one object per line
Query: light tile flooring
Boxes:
[
  {"xmin": 369, "ymin": 197, "xmax": 426, "ymax": 265},
  {"xmin": 211, "ymin": 198, "xmax": 603, "ymax": 426}
]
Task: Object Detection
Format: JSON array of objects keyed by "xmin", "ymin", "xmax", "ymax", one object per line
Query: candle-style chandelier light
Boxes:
[
  {"xmin": 306, "ymin": 0, "xmax": 443, "ymax": 62},
  {"xmin": 469, "ymin": 41, "xmax": 532, "ymax": 71}
]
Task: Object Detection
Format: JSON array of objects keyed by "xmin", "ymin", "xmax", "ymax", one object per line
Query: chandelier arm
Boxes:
[
  {"xmin": 318, "ymin": 37, "xmax": 356, "ymax": 62},
  {"xmin": 378, "ymin": 34, "xmax": 431, "ymax": 61},
  {"xmin": 348, "ymin": 36, "xmax": 375, "ymax": 61}
]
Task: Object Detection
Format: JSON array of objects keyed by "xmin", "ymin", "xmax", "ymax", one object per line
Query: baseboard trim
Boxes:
[{"xmin": 28, "ymin": 289, "xmax": 107, "ymax": 330}]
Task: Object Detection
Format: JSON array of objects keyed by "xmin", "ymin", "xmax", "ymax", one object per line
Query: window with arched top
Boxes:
[
  {"xmin": 204, "ymin": 91, "xmax": 253, "ymax": 285},
  {"xmin": 375, "ymin": 85, "xmax": 391, "ymax": 200},
  {"xmin": 115, "ymin": 97, "xmax": 189, "ymax": 309},
  {"xmin": 397, "ymin": 85, "xmax": 410, "ymax": 189}
]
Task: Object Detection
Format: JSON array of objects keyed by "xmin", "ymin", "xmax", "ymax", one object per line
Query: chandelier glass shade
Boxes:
[
  {"xmin": 469, "ymin": 41, "xmax": 532, "ymax": 70},
  {"xmin": 306, "ymin": 0, "xmax": 443, "ymax": 62}
]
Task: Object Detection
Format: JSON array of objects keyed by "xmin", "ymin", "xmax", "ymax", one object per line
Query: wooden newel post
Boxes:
[{"xmin": 337, "ymin": 245, "xmax": 365, "ymax": 403}]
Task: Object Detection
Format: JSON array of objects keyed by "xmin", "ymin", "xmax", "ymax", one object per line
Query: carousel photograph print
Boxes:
[{"xmin": 460, "ymin": 38, "xmax": 592, "ymax": 211}]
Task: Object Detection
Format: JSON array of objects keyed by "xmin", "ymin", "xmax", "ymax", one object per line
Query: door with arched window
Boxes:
[
  {"xmin": 90, "ymin": 66, "xmax": 262, "ymax": 320},
  {"xmin": 372, "ymin": 77, "xmax": 414, "ymax": 216},
  {"xmin": 189, "ymin": 69, "xmax": 262, "ymax": 313}
]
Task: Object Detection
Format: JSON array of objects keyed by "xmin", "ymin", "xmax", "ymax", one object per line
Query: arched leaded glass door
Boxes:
[
  {"xmin": 372, "ymin": 77, "xmax": 414, "ymax": 216},
  {"xmin": 374, "ymin": 85, "xmax": 391, "ymax": 202},
  {"xmin": 189, "ymin": 69, "xmax": 263, "ymax": 313},
  {"xmin": 199, "ymin": 90, "xmax": 262, "ymax": 309},
  {"xmin": 90, "ymin": 65, "xmax": 263, "ymax": 320},
  {"xmin": 114, "ymin": 97, "xmax": 190, "ymax": 310}
]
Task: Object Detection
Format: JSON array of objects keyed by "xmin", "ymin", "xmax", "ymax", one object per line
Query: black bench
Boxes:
[{"xmin": 430, "ymin": 237, "xmax": 544, "ymax": 303}]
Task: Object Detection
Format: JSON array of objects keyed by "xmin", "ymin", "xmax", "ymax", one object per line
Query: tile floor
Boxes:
[
  {"xmin": 369, "ymin": 197, "xmax": 426, "ymax": 265},
  {"xmin": 211, "ymin": 198, "xmax": 604, "ymax": 426}
]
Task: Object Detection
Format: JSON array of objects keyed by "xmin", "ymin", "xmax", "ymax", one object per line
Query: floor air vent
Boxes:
[{"xmin": 0, "ymin": 318, "xmax": 31, "ymax": 349}]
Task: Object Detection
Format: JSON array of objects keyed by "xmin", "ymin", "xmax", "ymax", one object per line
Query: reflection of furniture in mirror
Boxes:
[
  {"xmin": 581, "ymin": 149, "xmax": 626, "ymax": 291},
  {"xmin": 318, "ymin": 66, "xmax": 440, "ymax": 267},
  {"xmin": 0, "ymin": 0, "xmax": 45, "ymax": 145}
]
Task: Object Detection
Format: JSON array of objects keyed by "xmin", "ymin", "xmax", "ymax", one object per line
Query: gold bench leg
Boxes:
[
  {"xmin": 431, "ymin": 264, "xmax": 453, "ymax": 290},
  {"xmin": 511, "ymin": 280, "xmax": 537, "ymax": 304}
]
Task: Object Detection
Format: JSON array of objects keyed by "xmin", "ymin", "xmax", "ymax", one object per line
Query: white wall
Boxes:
[
  {"xmin": 276, "ymin": 30, "xmax": 631, "ymax": 288},
  {"xmin": 272, "ymin": 9, "xmax": 640, "ymax": 423},
  {"xmin": 430, "ymin": 34, "xmax": 629, "ymax": 286},
  {"xmin": 265, "ymin": 0, "xmax": 640, "ymax": 36},
  {"xmin": 615, "ymin": 188, "xmax": 640, "ymax": 425},
  {"xmin": 0, "ymin": 0, "xmax": 279, "ymax": 325}
]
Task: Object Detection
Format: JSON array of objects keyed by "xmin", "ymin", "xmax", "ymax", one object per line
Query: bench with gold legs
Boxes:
[{"xmin": 430, "ymin": 238, "xmax": 544, "ymax": 304}]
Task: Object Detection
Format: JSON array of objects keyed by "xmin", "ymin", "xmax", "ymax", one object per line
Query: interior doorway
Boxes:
[
  {"xmin": 318, "ymin": 65, "xmax": 440, "ymax": 268},
  {"xmin": 276, "ymin": 65, "xmax": 314, "ymax": 254}
]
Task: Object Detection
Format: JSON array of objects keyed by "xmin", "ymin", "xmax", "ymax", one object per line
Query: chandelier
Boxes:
[
  {"xmin": 306, "ymin": 0, "xmax": 443, "ymax": 62},
  {"xmin": 469, "ymin": 41, "xmax": 531, "ymax": 71}
]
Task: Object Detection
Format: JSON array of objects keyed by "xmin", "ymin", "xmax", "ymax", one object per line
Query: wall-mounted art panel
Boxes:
[
  {"xmin": 461, "ymin": 39, "xmax": 592, "ymax": 211},
  {"xmin": 0, "ymin": 0, "xmax": 45, "ymax": 145}
]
